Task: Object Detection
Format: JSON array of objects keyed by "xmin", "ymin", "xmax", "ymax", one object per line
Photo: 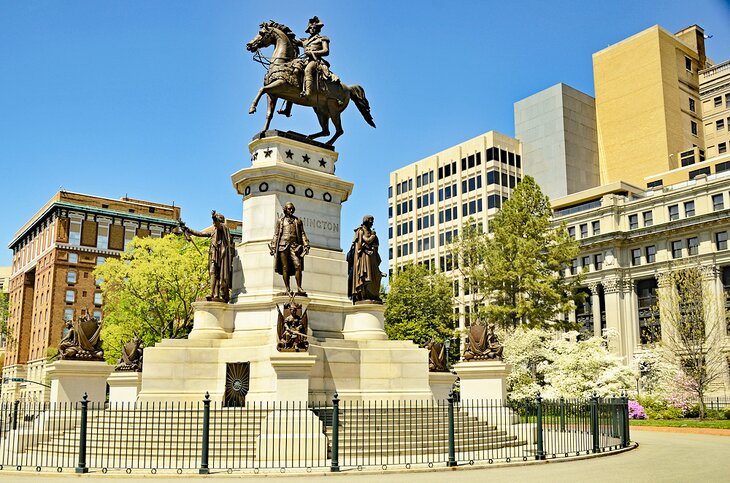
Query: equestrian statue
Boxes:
[{"xmin": 246, "ymin": 16, "xmax": 376, "ymax": 145}]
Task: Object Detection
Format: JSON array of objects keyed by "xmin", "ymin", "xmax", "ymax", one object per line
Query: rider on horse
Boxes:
[{"xmin": 296, "ymin": 16, "xmax": 339, "ymax": 97}]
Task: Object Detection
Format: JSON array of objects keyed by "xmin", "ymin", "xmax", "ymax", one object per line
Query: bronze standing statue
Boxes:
[
  {"xmin": 269, "ymin": 202, "xmax": 310, "ymax": 296},
  {"xmin": 246, "ymin": 17, "xmax": 376, "ymax": 145},
  {"xmin": 179, "ymin": 211, "xmax": 234, "ymax": 302},
  {"xmin": 347, "ymin": 215, "xmax": 382, "ymax": 303}
]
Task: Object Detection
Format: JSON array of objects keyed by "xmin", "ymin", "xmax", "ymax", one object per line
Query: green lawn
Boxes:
[{"xmin": 630, "ymin": 419, "xmax": 730, "ymax": 429}]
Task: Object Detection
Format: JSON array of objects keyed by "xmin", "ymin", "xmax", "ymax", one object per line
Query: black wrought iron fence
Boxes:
[
  {"xmin": 702, "ymin": 397, "xmax": 730, "ymax": 411},
  {"xmin": 0, "ymin": 393, "xmax": 630, "ymax": 474}
]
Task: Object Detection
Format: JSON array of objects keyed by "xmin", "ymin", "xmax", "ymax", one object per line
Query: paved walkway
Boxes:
[{"xmin": 1, "ymin": 431, "xmax": 728, "ymax": 482}]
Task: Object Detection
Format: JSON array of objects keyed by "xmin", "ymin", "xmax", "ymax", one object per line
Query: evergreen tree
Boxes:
[
  {"xmin": 384, "ymin": 264, "xmax": 455, "ymax": 347},
  {"xmin": 453, "ymin": 176, "xmax": 583, "ymax": 330}
]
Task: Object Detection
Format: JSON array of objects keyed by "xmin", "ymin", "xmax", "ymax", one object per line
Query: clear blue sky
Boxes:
[{"xmin": 1, "ymin": 0, "xmax": 730, "ymax": 267}]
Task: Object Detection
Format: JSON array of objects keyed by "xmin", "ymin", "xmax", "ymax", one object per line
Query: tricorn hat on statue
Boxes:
[{"xmin": 305, "ymin": 16, "xmax": 324, "ymax": 34}]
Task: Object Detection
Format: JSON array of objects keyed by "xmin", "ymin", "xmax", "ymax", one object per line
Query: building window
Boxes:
[
  {"xmin": 64, "ymin": 308, "xmax": 74, "ymax": 321},
  {"xmin": 94, "ymin": 292, "xmax": 103, "ymax": 306},
  {"xmin": 579, "ymin": 224, "xmax": 588, "ymax": 239},
  {"xmin": 591, "ymin": 220, "xmax": 600, "ymax": 235},
  {"xmin": 718, "ymin": 119, "xmax": 726, "ymax": 131},
  {"xmin": 67, "ymin": 271, "xmax": 77, "ymax": 284},
  {"xmin": 568, "ymin": 226, "xmax": 576, "ymax": 239},
  {"xmin": 570, "ymin": 259, "xmax": 578, "ymax": 275},
  {"xmin": 69, "ymin": 219, "xmax": 82, "ymax": 246},
  {"xmin": 594, "ymin": 253, "xmax": 603, "ymax": 270},
  {"xmin": 637, "ymin": 278, "xmax": 660, "ymax": 344},
  {"xmin": 68, "ymin": 252, "xmax": 78, "ymax": 263},
  {"xmin": 684, "ymin": 200, "xmax": 695, "ymax": 217},
  {"xmin": 671, "ymin": 240, "xmax": 683, "ymax": 259},
  {"xmin": 715, "ymin": 96, "xmax": 723, "ymax": 108},
  {"xmin": 668, "ymin": 205, "xmax": 679, "ymax": 221},
  {"xmin": 631, "ymin": 248, "xmax": 642, "ymax": 266},
  {"xmin": 645, "ymin": 245, "xmax": 656, "ymax": 263},
  {"xmin": 685, "ymin": 56, "xmax": 692, "ymax": 71},
  {"xmin": 716, "ymin": 231, "xmax": 729, "ymax": 251},
  {"xmin": 581, "ymin": 256, "xmax": 590, "ymax": 271},
  {"xmin": 96, "ymin": 223, "xmax": 109, "ymax": 249},
  {"xmin": 643, "ymin": 211, "xmax": 653, "ymax": 227},
  {"xmin": 689, "ymin": 98, "xmax": 695, "ymax": 112},
  {"xmin": 65, "ymin": 290, "xmax": 75, "ymax": 303},
  {"xmin": 93, "ymin": 310, "xmax": 103, "ymax": 322},
  {"xmin": 687, "ymin": 237, "xmax": 699, "ymax": 256},
  {"xmin": 720, "ymin": 143, "xmax": 728, "ymax": 155},
  {"xmin": 97, "ymin": 256, "xmax": 106, "ymax": 265},
  {"xmin": 712, "ymin": 194, "xmax": 724, "ymax": 211},
  {"xmin": 628, "ymin": 214, "xmax": 638, "ymax": 229},
  {"xmin": 691, "ymin": 120, "xmax": 698, "ymax": 136}
]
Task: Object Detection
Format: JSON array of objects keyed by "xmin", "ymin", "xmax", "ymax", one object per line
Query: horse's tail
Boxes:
[{"xmin": 348, "ymin": 85, "xmax": 376, "ymax": 128}]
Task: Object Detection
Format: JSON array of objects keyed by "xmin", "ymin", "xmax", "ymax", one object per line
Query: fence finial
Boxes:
[
  {"xmin": 204, "ymin": 391, "xmax": 210, "ymax": 400},
  {"xmin": 82, "ymin": 392, "xmax": 88, "ymax": 402}
]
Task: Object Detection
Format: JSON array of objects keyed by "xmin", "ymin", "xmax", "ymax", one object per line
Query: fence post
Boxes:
[
  {"xmin": 535, "ymin": 394, "xmax": 545, "ymax": 460},
  {"xmin": 11, "ymin": 399, "xmax": 20, "ymax": 431},
  {"xmin": 590, "ymin": 393, "xmax": 599, "ymax": 453},
  {"xmin": 199, "ymin": 392, "xmax": 210, "ymax": 475},
  {"xmin": 559, "ymin": 396, "xmax": 566, "ymax": 432},
  {"xmin": 622, "ymin": 393, "xmax": 630, "ymax": 448},
  {"xmin": 75, "ymin": 393, "xmax": 89, "ymax": 474},
  {"xmin": 447, "ymin": 391, "xmax": 457, "ymax": 467},
  {"xmin": 330, "ymin": 393, "xmax": 340, "ymax": 472}
]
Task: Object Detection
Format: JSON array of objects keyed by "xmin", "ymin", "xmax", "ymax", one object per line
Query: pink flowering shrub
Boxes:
[{"xmin": 628, "ymin": 400, "xmax": 647, "ymax": 419}]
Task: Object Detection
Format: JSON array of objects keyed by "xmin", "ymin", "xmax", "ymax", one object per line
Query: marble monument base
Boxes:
[
  {"xmin": 46, "ymin": 360, "xmax": 113, "ymax": 404},
  {"xmin": 107, "ymin": 371, "xmax": 143, "ymax": 404},
  {"xmin": 452, "ymin": 360, "xmax": 513, "ymax": 401},
  {"xmin": 428, "ymin": 371, "xmax": 458, "ymax": 402}
]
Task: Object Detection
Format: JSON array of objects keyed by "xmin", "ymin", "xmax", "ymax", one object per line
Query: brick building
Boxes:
[{"xmin": 1, "ymin": 191, "xmax": 181, "ymax": 401}]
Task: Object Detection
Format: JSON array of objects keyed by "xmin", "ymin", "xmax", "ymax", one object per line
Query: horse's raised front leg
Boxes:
[
  {"xmin": 263, "ymin": 94, "xmax": 278, "ymax": 132},
  {"xmin": 249, "ymin": 80, "xmax": 286, "ymax": 114}
]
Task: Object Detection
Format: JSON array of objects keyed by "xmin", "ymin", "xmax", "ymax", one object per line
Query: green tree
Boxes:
[
  {"xmin": 95, "ymin": 234, "xmax": 209, "ymax": 364},
  {"xmin": 453, "ymin": 176, "xmax": 582, "ymax": 330},
  {"xmin": 384, "ymin": 264, "xmax": 455, "ymax": 347}
]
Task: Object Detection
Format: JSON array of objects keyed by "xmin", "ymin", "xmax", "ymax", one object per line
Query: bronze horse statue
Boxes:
[{"xmin": 246, "ymin": 21, "xmax": 375, "ymax": 145}]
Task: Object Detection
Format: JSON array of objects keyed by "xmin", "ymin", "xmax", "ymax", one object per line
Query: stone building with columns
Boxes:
[
  {"xmin": 552, "ymin": 160, "xmax": 730, "ymax": 392},
  {"xmin": 2, "ymin": 191, "xmax": 182, "ymax": 402}
]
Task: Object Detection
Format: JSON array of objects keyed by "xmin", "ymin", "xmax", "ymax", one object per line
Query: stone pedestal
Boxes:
[
  {"xmin": 452, "ymin": 360, "xmax": 513, "ymax": 401},
  {"xmin": 428, "ymin": 371, "xmax": 457, "ymax": 402},
  {"xmin": 342, "ymin": 303, "xmax": 387, "ymax": 340},
  {"xmin": 46, "ymin": 360, "xmax": 113, "ymax": 404},
  {"xmin": 107, "ymin": 371, "xmax": 143, "ymax": 404},
  {"xmin": 256, "ymin": 407, "xmax": 327, "ymax": 467},
  {"xmin": 188, "ymin": 301, "xmax": 234, "ymax": 340},
  {"xmin": 270, "ymin": 352, "xmax": 317, "ymax": 402}
]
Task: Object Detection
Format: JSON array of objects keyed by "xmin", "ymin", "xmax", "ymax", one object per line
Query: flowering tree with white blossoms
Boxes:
[{"xmin": 503, "ymin": 328, "xmax": 636, "ymax": 399}]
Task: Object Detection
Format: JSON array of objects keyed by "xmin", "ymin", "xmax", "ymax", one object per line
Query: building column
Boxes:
[
  {"xmin": 622, "ymin": 278, "xmax": 638, "ymax": 361},
  {"xmin": 656, "ymin": 272, "xmax": 674, "ymax": 345},
  {"xmin": 601, "ymin": 277, "xmax": 624, "ymax": 357},
  {"xmin": 588, "ymin": 282, "xmax": 602, "ymax": 338}
]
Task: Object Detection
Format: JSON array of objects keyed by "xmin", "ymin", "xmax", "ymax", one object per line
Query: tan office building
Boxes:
[
  {"xmin": 388, "ymin": 131, "xmax": 523, "ymax": 330},
  {"xmin": 594, "ymin": 25, "xmax": 708, "ymax": 186},
  {"xmin": 2, "ymin": 192, "xmax": 181, "ymax": 402}
]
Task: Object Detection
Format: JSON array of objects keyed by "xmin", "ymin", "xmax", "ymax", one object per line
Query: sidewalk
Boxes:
[{"xmin": 0, "ymin": 431, "xmax": 727, "ymax": 482}]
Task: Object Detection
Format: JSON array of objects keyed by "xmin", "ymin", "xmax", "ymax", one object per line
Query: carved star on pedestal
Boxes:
[
  {"xmin": 252, "ymin": 152, "xmax": 259, "ymax": 160},
  {"xmin": 285, "ymin": 149, "xmax": 293, "ymax": 159},
  {"xmin": 302, "ymin": 154, "xmax": 310, "ymax": 163},
  {"xmin": 264, "ymin": 148, "xmax": 273, "ymax": 158},
  {"xmin": 318, "ymin": 158, "xmax": 326, "ymax": 167}
]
